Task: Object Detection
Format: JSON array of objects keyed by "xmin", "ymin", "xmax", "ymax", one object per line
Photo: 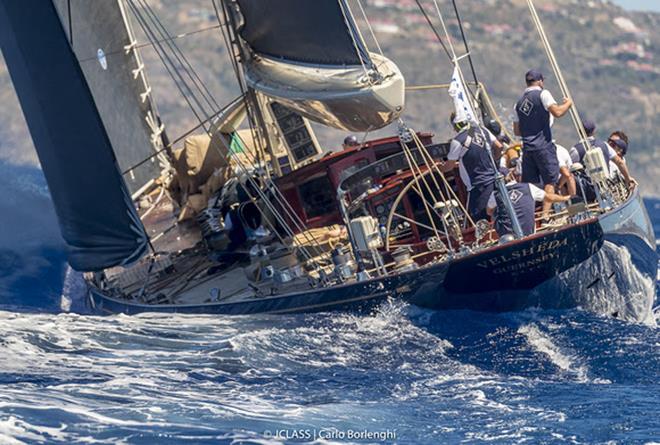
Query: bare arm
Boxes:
[
  {"xmin": 441, "ymin": 160, "xmax": 458, "ymax": 173},
  {"xmin": 545, "ymin": 191, "xmax": 571, "ymax": 204},
  {"xmin": 611, "ymin": 155, "xmax": 635, "ymax": 187},
  {"xmin": 548, "ymin": 97, "xmax": 573, "ymax": 118},
  {"xmin": 513, "ymin": 122, "xmax": 521, "ymax": 137},
  {"xmin": 559, "ymin": 167, "xmax": 577, "ymax": 196},
  {"xmin": 490, "ymin": 139, "xmax": 503, "ymax": 164}
]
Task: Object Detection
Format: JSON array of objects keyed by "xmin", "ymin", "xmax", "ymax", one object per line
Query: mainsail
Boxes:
[
  {"xmin": 0, "ymin": 0, "xmax": 149, "ymax": 271},
  {"xmin": 52, "ymin": 0, "xmax": 166, "ymax": 197},
  {"xmin": 231, "ymin": 0, "xmax": 405, "ymax": 132}
]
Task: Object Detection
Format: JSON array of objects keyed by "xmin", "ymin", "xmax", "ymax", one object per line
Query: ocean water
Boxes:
[{"xmin": 0, "ymin": 162, "xmax": 658, "ymax": 444}]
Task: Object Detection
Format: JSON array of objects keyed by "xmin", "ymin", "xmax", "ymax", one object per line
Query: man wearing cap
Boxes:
[
  {"xmin": 513, "ymin": 70, "xmax": 573, "ymax": 215},
  {"xmin": 569, "ymin": 120, "xmax": 634, "ymax": 187},
  {"xmin": 443, "ymin": 113, "xmax": 503, "ymax": 222},
  {"xmin": 607, "ymin": 130, "xmax": 629, "ymax": 177},
  {"xmin": 342, "ymin": 135, "xmax": 360, "ymax": 150}
]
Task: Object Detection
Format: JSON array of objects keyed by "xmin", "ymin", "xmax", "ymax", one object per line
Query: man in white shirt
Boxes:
[
  {"xmin": 606, "ymin": 131, "xmax": 629, "ymax": 178},
  {"xmin": 555, "ymin": 142, "xmax": 576, "ymax": 196}
]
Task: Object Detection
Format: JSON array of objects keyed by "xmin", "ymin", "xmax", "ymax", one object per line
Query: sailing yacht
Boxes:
[{"xmin": 0, "ymin": 0, "xmax": 656, "ymax": 321}]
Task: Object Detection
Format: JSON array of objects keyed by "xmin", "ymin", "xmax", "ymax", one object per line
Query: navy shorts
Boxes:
[
  {"xmin": 522, "ymin": 145, "xmax": 559, "ymax": 187},
  {"xmin": 467, "ymin": 182, "xmax": 495, "ymax": 222}
]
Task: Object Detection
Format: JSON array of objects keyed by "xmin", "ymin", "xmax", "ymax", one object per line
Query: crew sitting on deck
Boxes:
[
  {"xmin": 487, "ymin": 169, "xmax": 571, "ymax": 237},
  {"xmin": 568, "ymin": 120, "xmax": 634, "ymax": 187},
  {"xmin": 442, "ymin": 112, "xmax": 503, "ymax": 222},
  {"xmin": 513, "ymin": 69, "xmax": 573, "ymax": 217}
]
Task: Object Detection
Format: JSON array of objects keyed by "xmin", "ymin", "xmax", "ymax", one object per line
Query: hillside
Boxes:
[{"xmin": 0, "ymin": 0, "xmax": 658, "ymax": 194}]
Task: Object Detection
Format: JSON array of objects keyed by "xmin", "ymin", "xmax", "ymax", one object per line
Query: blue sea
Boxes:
[{"xmin": 0, "ymin": 161, "xmax": 658, "ymax": 444}]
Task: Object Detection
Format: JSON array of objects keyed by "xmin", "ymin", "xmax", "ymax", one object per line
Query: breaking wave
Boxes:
[
  {"xmin": 0, "ymin": 301, "xmax": 658, "ymax": 444},
  {"xmin": 0, "ymin": 163, "xmax": 657, "ymax": 443}
]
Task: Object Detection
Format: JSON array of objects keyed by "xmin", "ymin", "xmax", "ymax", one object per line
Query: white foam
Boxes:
[{"xmin": 518, "ymin": 324, "xmax": 589, "ymax": 382}]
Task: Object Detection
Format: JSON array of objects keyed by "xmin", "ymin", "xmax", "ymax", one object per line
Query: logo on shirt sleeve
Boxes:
[{"xmin": 519, "ymin": 98, "xmax": 534, "ymax": 117}]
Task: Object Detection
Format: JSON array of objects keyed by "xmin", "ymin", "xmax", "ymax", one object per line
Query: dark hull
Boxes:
[{"xmin": 88, "ymin": 188, "xmax": 657, "ymax": 321}]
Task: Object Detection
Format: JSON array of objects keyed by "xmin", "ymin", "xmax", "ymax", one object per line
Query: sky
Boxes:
[{"xmin": 610, "ymin": 0, "xmax": 660, "ymax": 12}]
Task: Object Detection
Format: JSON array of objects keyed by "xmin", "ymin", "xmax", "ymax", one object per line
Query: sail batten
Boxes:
[{"xmin": 0, "ymin": 0, "xmax": 149, "ymax": 271}]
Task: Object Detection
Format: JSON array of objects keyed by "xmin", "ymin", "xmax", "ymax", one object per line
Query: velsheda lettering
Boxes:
[{"xmin": 477, "ymin": 238, "xmax": 568, "ymax": 269}]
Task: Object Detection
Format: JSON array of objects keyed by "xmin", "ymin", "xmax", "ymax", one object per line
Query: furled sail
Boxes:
[
  {"xmin": 0, "ymin": 0, "xmax": 149, "ymax": 271},
  {"xmin": 52, "ymin": 0, "xmax": 166, "ymax": 197},
  {"xmin": 232, "ymin": 0, "xmax": 405, "ymax": 132}
]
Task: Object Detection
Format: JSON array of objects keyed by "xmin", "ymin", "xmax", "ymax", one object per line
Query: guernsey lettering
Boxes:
[{"xmin": 476, "ymin": 238, "xmax": 568, "ymax": 269}]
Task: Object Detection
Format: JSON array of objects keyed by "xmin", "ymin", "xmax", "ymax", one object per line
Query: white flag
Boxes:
[{"xmin": 448, "ymin": 66, "xmax": 478, "ymax": 125}]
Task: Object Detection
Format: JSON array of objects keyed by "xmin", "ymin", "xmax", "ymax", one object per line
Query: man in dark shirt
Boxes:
[
  {"xmin": 443, "ymin": 114, "xmax": 503, "ymax": 221},
  {"xmin": 513, "ymin": 69, "xmax": 572, "ymax": 217}
]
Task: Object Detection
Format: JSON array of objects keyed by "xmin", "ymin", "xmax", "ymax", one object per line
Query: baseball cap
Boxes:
[
  {"xmin": 525, "ymin": 69, "xmax": 544, "ymax": 83},
  {"xmin": 581, "ymin": 119, "xmax": 596, "ymax": 135},
  {"xmin": 612, "ymin": 138, "xmax": 628, "ymax": 155}
]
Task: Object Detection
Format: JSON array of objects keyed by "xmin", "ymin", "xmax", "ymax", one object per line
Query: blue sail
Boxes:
[
  {"xmin": 236, "ymin": 0, "xmax": 370, "ymax": 66},
  {"xmin": 0, "ymin": 0, "xmax": 149, "ymax": 271}
]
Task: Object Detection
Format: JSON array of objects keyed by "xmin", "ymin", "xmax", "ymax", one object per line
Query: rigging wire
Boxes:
[
  {"xmin": 122, "ymin": 105, "xmax": 231, "ymax": 176},
  {"xmin": 430, "ymin": 0, "xmax": 476, "ymax": 110},
  {"xmin": 77, "ymin": 24, "xmax": 222, "ymax": 63},
  {"xmin": 413, "ymin": 0, "xmax": 453, "ymax": 61},
  {"xmin": 450, "ymin": 0, "xmax": 480, "ymax": 90},
  {"xmin": 525, "ymin": 0, "xmax": 589, "ymax": 147},
  {"xmin": 213, "ymin": 0, "xmax": 328, "ymax": 257},
  {"xmin": 355, "ymin": 0, "xmax": 384, "ymax": 58},
  {"xmin": 131, "ymin": 0, "xmax": 328, "ymax": 269},
  {"xmin": 126, "ymin": 0, "xmax": 207, "ymax": 128},
  {"xmin": 135, "ymin": 0, "xmax": 220, "ymax": 113},
  {"xmin": 337, "ymin": 0, "xmax": 375, "ymax": 79}
]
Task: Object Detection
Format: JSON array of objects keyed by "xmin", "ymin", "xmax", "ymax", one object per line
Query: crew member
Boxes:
[
  {"xmin": 513, "ymin": 70, "xmax": 572, "ymax": 215},
  {"xmin": 555, "ymin": 141, "xmax": 576, "ymax": 196},
  {"xmin": 342, "ymin": 135, "xmax": 360, "ymax": 150},
  {"xmin": 608, "ymin": 130, "xmax": 629, "ymax": 155},
  {"xmin": 487, "ymin": 170, "xmax": 570, "ymax": 237},
  {"xmin": 443, "ymin": 113, "xmax": 503, "ymax": 222},
  {"xmin": 486, "ymin": 119, "xmax": 510, "ymax": 151},
  {"xmin": 569, "ymin": 120, "xmax": 634, "ymax": 187},
  {"xmin": 607, "ymin": 130, "xmax": 629, "ymax": 176}
]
